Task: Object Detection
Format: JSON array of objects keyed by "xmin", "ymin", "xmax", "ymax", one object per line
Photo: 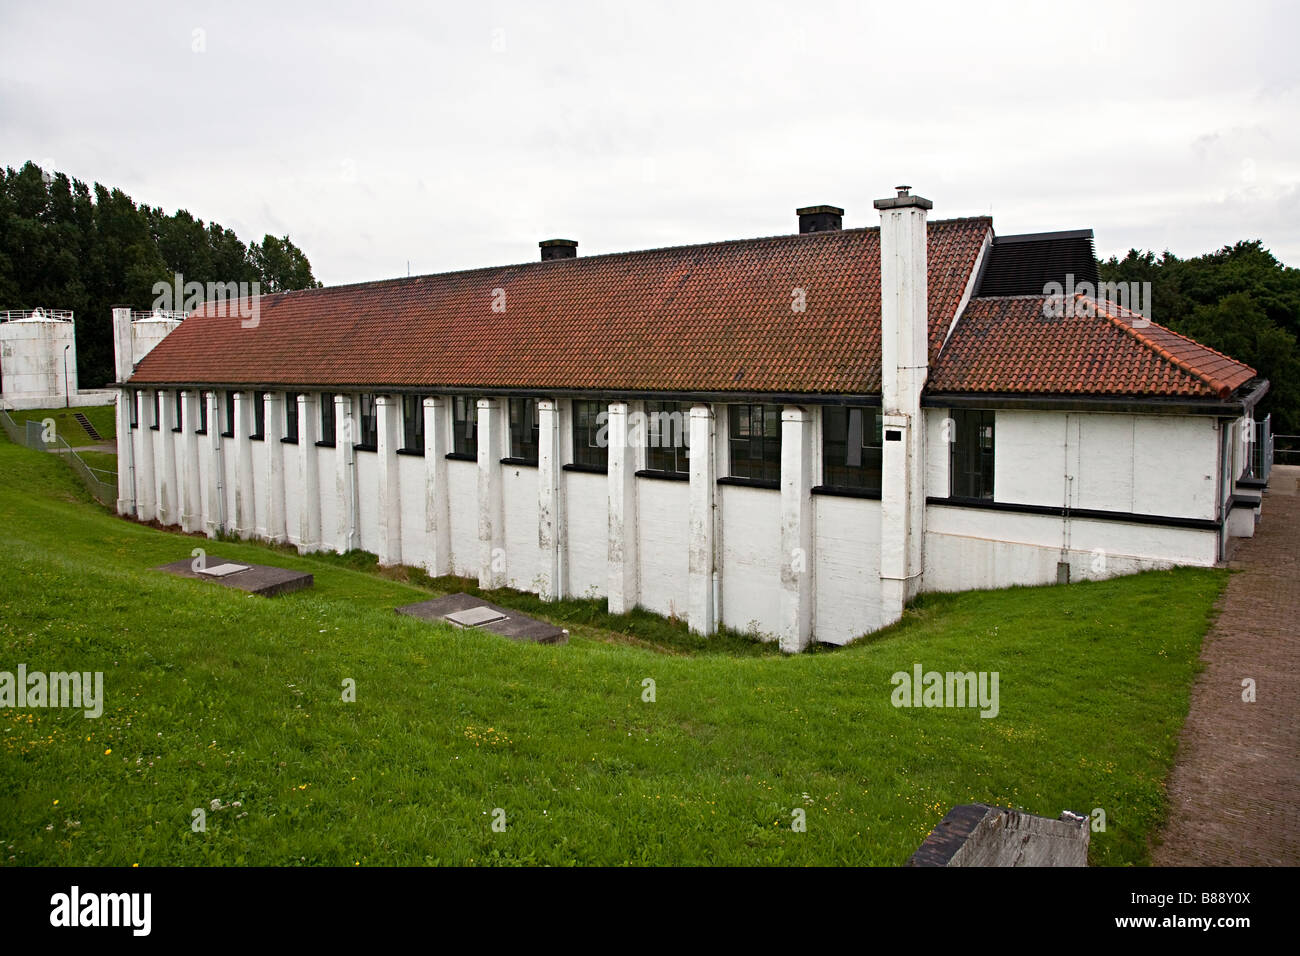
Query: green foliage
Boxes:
[
  {"xmin": 0, "ymin": 432, "xmax": 1225, "ymax": 866},
  {"xmin": 0, "ymin": 161, "xmax": 322, "ymax": 390},
  {"xmin": 1100, "ymin": 241, "xmax": 1300, "ymax": 431}
]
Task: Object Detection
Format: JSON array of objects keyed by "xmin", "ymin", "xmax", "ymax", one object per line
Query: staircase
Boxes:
[{"xmin": 73, "ymin": 412, "xmax": 103, "ymax": 441}]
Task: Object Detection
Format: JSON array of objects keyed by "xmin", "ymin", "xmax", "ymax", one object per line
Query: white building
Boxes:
[{"xmin": 112, "ymin": 187, "xmax": 1270, "ymax": 651}]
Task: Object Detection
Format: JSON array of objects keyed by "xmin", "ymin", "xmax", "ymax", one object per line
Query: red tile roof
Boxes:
[
  {"xmin": 928, "ymin": 294, "xmax": 1257, "ymax": 398},
  {"xmin": 127, "ymin": 219, "xmax": 991, "ymax": 396}
]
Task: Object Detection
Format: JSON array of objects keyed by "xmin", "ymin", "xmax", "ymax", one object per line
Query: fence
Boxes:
[
  {"xmin": 0, "ymin": 408, "xmax": 117, "ymax": 506},
  {"xmin": 1276, "ymin": 435, "xmax": 1300, "ymax": 467},
  {"xmin": 1245, "ymin": 414, "xmax": 1273, "ymax": 483}
]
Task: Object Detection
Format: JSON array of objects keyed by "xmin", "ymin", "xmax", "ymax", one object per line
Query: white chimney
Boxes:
[{"xmin": 873, "ymin": 185, "xmax": 931, "ymax": 626}]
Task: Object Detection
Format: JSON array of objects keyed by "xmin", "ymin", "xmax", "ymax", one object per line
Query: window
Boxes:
[
  {"xmin": 223, "ymin": 391, "xmax": 235, "ymax": 437},
  {"xmin": 950, "ymin": 409, "xmax": 995, "ymax": 500},
  {"xmin": 728, "ymin": 404, "xmax": 781, "ymax": 483},
  {"xmin": 644, "ymin": 401, "xmax": 691, "ymax": 475},
  {"xmin": 401, "ymin": 395, "xmax": 424, "ymax": 453},
  {"xmin": 451, "ymin": 395, "xmax": 478, "ymax": 457},
  {"xmin": 357, "ymin": 393, "xmax": 378, "ymax": 449},
  {"xmin": 572, "ymin": 400, "xmax": 608, "ymax": 470},
  {"xmin": 284, "ymin": 393, "xmax": 299, "ymax": 443},
  {"xmin": 251, "ymin": 391, "xmax": 267, "ymax": 440},
  {"xmin": 129, "ymin": 390, "xmax": 139, "ymax": 429},
  {"xmin": 319, "ymin": 394, "xmax": 336, "ymax": 446},
  {"xmin": 172, "ymin": 391, "xmax": 183, "ymax": 431},
  {"xmin": 508, "ymin": 398, "xmax": 539, "ymax": 463},
  {"xmin": 150, "ymin": 391, "xmax": 160, "ymax": 430},
  {"xmin": 822, "ymin": 405, "xmax": 882, "ymax": 492},
  {"xmin": 196, "ymin": 392, "xmax": 208, "ymax": 435}
]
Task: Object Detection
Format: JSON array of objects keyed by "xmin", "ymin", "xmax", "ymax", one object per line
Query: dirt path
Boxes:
[{"xmin": 1153, "ymin": 466, "xmax": 1300, "ymax": 865}]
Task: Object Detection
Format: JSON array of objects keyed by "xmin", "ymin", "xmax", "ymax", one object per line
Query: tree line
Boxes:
[
  {"xmin": 0, "ymin": 161, "xmax": 320, "ymax": 388},
  {"xmin": 1099, "ymin": 240, "xmax": 1300, "ymax": 434}
]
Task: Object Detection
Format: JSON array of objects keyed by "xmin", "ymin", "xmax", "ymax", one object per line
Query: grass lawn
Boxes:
[
  {"xmin": 0, "ymin": 434, "xmax": 1225, "ymax": 866},
  {"xmin": 3, "ymin": 403, "xmax": 116, "ymax": 446}
]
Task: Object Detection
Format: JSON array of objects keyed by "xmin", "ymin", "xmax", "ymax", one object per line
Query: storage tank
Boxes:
[{"xmin": 0, "ymin": 309, "xmax": 78, "ymax": 409}]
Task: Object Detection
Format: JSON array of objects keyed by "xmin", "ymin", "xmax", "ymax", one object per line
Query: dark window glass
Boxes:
[
  {"xmin": 320, "ymin": 394, "xmax": 336, "ymax": 445},
  {"xmin": 196, "ymin": 392, "xmax": 208, "ymax": 434},
  {"xmin": 401, "ymin": 395, "xmax": 424, "ymax": 452},
  {"xmin": 252, "ymin": 391, "xmax": 267, "ymax": 439},
  {"xmin": 509, "ymin": 397, "xmax": 539, "ymax": 463},
  {"xmin": 728, "ymin": 404, "xmax": 781, "ymax": 482},
  {"xmin": 950, "ymin": 409, "xmax": 995, "ymax": 500},
  {"xmin": 822, "ymin": 406, "xmax": 882, "ymax": 491},
  {"xmin": 452, "ymin": 395, "xmax": 478, "ymax": 457},
  {"xmin": 173, "ymin": 391, "xmax": 183, "ymax": 430},
  {"xmin": 645, "ymin": 401, "xmax": 691, "ymax": 474},
  {"xmin": 572, "ymin": 400, "xmax": 608, "ymax": 469},
  {"xmin": 129, "ymin": 390, "xmax": 139, "ymax": 429},
  {"xmin": 357, "ymin": 394, "xmax": 378, "ymax": 448},
  {"xmin": 151, "ymin": 391, "xmax": 160, "ymax": 428},
  {"xmin": 223, "ymin": 391, "xmax": 235, "ymax": 436},
  {"xmin": 284, "ymin": 393, "xmax": 299, "ymax": 442}
]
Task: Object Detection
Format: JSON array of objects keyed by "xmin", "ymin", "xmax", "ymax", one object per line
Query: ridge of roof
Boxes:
[
  {"xmin": 195, "ymin": 215, "xmax": 995, "ymax": 312},
  {"xmin": 1087, "ymin": 295, "xmax": 1256, "ymax": 399}
]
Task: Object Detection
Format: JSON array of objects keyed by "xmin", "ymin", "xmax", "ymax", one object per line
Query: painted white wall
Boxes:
[
  {"xmin": 637, "ymin": 477, "xmax": 690, "ymax": 620},
  {"xmin": 445, "ymin": 459, "xmax": 478, "ymax": 578},
  {"xmin": 719, "ymin": 483, "xmax": 781, "ymax": 639},
  {"xmin": 813, "ymin": 495, "xmax": 883, "ymax": 645},
  {"xmin": 0, "ymin": 316, "xmax": 78, "ymax": 406},
  {"xmin": 565, "ymin": 469, "xmax": 608, "ymax": 599},
  {"xmin": 503, "ymin": 464, "xmax": 540, "ymax": 592}
]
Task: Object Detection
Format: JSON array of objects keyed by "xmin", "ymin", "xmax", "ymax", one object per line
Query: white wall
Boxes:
[
  {"xmin": 445, "ymin": 459, "xmax": 477, "ymax": 577},
  {"xmin": 503, "ymin": 464, "xmax": 540, "ymax": 592},
  {"xmin": 636, "ymin": 477, "xmax": 690, "ymax": 620},
  {"xmin": 719, "ymin": 483, "xmax": 781, "ymax": 638},
  {"xmin": 813, "ymin": 495, "xmax": 883, "ymax": 645},
  {"xmin": 565, "ymin": 469, "xmax": 608, "ymax": 599}
]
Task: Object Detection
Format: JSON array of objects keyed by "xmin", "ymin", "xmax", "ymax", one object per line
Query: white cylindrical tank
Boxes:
[
  {"xmin": 131, "ymin": 311, "xmax": 186, "ymax": 365},
  {"xmin": 0, "ymin": 309, "xmax": 78, "ymax": 409}
]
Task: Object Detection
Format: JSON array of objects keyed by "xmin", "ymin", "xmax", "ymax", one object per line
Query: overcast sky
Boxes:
[{"xmin": 2, "ymin": 0, "xmax": 1297, "ymax": 285}]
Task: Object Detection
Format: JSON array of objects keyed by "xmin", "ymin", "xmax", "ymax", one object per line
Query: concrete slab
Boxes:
[
  {"xmin": 396, "ymin": 593, "xmax": 568, "ymax": 645},
  {"xmin": 156, "ymin": 556, "xmax": 313, "ymax": 597}
]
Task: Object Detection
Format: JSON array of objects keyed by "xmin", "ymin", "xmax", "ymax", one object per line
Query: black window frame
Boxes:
[
  {"xmin": 283, "ymin": 392, "xmax": 299, "ymax": 444},
  {"xmin": 149, "ymin": 390, "xmax": 160, "ymax": 430},
  {"xmin": 356, "ymin": 393, "xmax": 378, "ymax": 451},
  {"xmin": 195, "ymin": 391, "xmax": 208, "ymax": 435},
  {"xmin": 451, "ymin": 395, "xmax": 478, "ymax": 459},
  {"xmin": 949, "ymin": 409, "xmax": 995, "ymax": 500},
  {"xmin": 401, "ymin": 394, "xmax": 424, "ymax": 454},
  {"xmin": 171, "ymin": 390, "xmax": 183, "ymax": 432},
  {"xmin": 251, "ymin": 390, "xmax": 267, "ymax": 440},
  {"xmin": 727, "ymin": 403, "xmax": 781, "ymax": 484},
  {"xmin": 318, "ymin": 393, "xmax": 336, "ymax": 447},
  {"xmin": 571, "ymin": 400, "xmax": 608, "ymax": 471},
  {"xmin": 129, "ymin": 389, "xmax": 139, "ymax": 429},
  {"xmin": 821, "ymin": 405, "xmax": 883, "ymax": 493},
  {"xmin": 507, "ymin": 397, "xmax": 540, "ymax": 464},
  {"xmin": 222, "ymin": 391, "xmax": 235, "ymax": 438},
  {"xmin": 643, "ymin": 401, "xmax": 691, "ymax": 476}
]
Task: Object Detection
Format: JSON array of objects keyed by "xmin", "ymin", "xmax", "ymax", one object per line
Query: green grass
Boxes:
[
  {"xmin": 0, "ymin": 434, "xmax": 1225, "ymax": 866},
  {"xmin": 69, "ymin": 449, "xmax": 116, "ymax": 478},
  {"xmin": 4, "ymin": 403, "xmax": 116, "ymax": 446}
]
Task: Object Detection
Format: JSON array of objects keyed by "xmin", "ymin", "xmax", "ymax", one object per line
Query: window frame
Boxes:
[
  {"xmin": 318, "ymin": 393, "xmax": 336, "ymax": 447},
  {"xmin": 726, "ymin": 403, "xmax": 781, "ymax": 484},
  {"xmin": 129, "ymin": 389, "xmax": 139, "ymax": 429},
  {"xmin": 450, "ymin": 395, "xmax": 478, "ymax": 459},
  {"xmin": 283, "ymin": 392, "xmax": 299, "ymax": 444},
  {"xmin": 820, "ymin": 405, "xmax": 883, "ymax": 494},
  {"xmin": 222, "ymin": 391, "xmax": 235, "ymax": 438},
  {"xmin": 149, "ymin": 390, "xmax": 160, "ymax": 430},
  {"xmin": 571, "ymin": 400, "xmax": 608, "ymax": 471},
  {"xmin": 251, "ymin": 390, "xmax": 267, "ymax": 440},
  {"xmin": 171, "ymin": 391, "xmax": 184, "ymax": 432},
  {"xmin": 356, "ymin": 393, "xmax": 378, "ymax": 450},
  {"xmin": 643, "ymin": 401, "xmax": 691, "ymax": 476},
  {"xmin": 949, "ymin": 409, "xmax": 995, "ymax": 500},
  {"xmin": 400, "ymin": 394, "xmax": 425, "ymax": 454},
  {"xmin": 507, "ymin": 397, "xmax": 540, "ymax": 464}
]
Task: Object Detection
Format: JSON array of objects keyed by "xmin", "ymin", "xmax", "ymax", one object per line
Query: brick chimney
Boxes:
[
  {"xmin": 797, "ymin": 205, "xmax": 844, "ymax": 233},
  {"xmin": 873, "ymin": 185, "xmax": 931, "ymax": 626},
  {"xmin": 539, "ymin": 239, "xmax": 578, "ymax": 261}
]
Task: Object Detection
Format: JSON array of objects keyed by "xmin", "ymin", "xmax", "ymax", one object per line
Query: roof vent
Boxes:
[
  {"xmin": 539, "ymin": 238, "xmax": 578, "ymax": 261},
  {"xmin": 797, "ymin": 205, "xmax": 844, "ymax": 233}
]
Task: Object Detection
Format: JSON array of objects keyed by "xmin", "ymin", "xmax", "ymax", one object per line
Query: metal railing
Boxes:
[
  {"xmin": 1, "ymin": 308, "xmax": 74, "ymax": 322},
  {"xmin": 0, "ymin": 408, "xmax": 117, "ymax": 506},
  {"xmin": 1275, "ymin": 435, "xmax": 1300, "ymax": 467},
  {"xmin": 1245, "ymin": 414, "xmax": 1273, "ymax": 483}
]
